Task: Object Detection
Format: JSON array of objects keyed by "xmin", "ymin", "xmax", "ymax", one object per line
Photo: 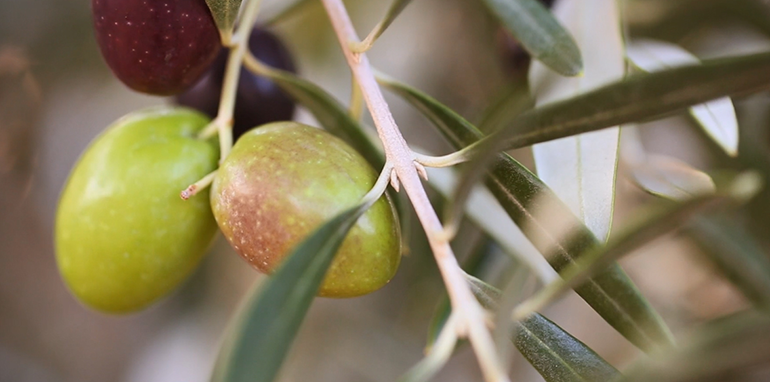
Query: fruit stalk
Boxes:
[
  {"xmin": 199, "ymin": 0, "xmax": 263, "ymax": 161},
  {"xmin": 319, "ymin": 0, "xmax": 510, "ymax": 381}
]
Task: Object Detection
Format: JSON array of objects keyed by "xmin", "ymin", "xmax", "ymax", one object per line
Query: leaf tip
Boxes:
[{"xmin": 540, "ymin": 54, "xmax": 583, "ymax": 77}]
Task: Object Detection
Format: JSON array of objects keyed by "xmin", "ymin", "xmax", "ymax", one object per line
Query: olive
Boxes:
[
  {"xmin": 92, "ymin": 0, "xmax": 222, "ymax": 95},
  {"xmin": 55, "ymin": 107, "xmax": 219, "ymax": 313},
  {"xmin": 210, "ymin": 122, "xmax": 401, "ymax": 298}
]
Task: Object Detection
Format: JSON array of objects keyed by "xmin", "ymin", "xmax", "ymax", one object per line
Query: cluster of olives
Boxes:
[{"xmin": 55, "ymin": 0, "xmax": 401, "ymax": 313}]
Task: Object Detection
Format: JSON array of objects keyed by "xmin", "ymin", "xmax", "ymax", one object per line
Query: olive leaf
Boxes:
[
  {"xmin": 453, "ymin": 50, "xmax": 770, "ymax": 245},
  {"xmin": 516, "ymin": 314, "xmax": 622, "ymax": 382},
  {"xmin": 481, "ymin": 0, "xmax": 582, "ymax": 76},
  {"xmin": 626, "ymin": 39, "xmax": 739, "ymax": 156},
  {"xmin": 528, "ymin": 0, "xmax": 626, "ymax": 242},
  {"xmin": 210, "ymin": 204, "xmax": 370, "ymax": 382},
  {"xmin": 494, "ymin": 51, "xmax": 770, "ymax": 148},
  {"xmin": 470, "ymin": 277, "xmax": 622, "ymax": 382},
  {"xmin": 377, "ymin": 75, "xmax": 673, "ymax": 351},
  {"xmin": 205, "ymin": 0, "xmax": 243, "ymax": 38}
]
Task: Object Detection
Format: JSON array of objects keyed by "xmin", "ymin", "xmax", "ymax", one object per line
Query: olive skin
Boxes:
[
  {"xmin": 211, "ymin": 122, "xmax": 401, "ymax": 298},
  {"xmin": 55, "ymin": 107, "xmax": 219, "ymax": 313},
  {"xmin": 176, "ymin": 27, "xmax": 297, "ymax": 140},
  {"xmin": 92, "ymin": 0, "xmax": 221, "ymax": 95}
]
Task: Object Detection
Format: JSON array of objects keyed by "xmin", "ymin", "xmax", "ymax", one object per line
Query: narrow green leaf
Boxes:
[
  {"xmin": 469, "ymin": 279, "xmax": 622, "ymax": 382},
  {"xmin": 688, "ymin": 217, "xmax": 770, "ymax": 307},
  {"xmin": 528, "ymin": 0, "xmax": 626, "ymax": 242},
  {"xmin": 516, "ymin": 314, "xmax": 621, "ymax": 382},
  {"xmin": 211, "ymin": 205, "xmax": 368, "ymax": 382},
  {"xmin": 626, "ymin": 39, "xmax": 739, "ymax": 156},
  {"xmin": 481, "ymin": 0, "xmax": 582, "ymax": 76},
  {"xmin": 205, "ymin": 0, "xmax": 242, "ymax": 37},
  {"xmin": 476, "ymin": 49, "xmax": 770, "ymax": 158},
  {"xmin": 256, "ymin": 68, "xmax": 385, "ymax": 169},
  {"xmin": 378, "ymin": 75, "xmax": 674, "ymax": 351},
  {"xmin": 455, "ymin": 51, "xmax": 770, "ymax": 249},
  {"xmin": 352, "ymin": 0, "xmax": 413, "ymax": 52}
]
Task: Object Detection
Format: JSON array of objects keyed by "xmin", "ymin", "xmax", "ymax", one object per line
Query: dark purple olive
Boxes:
[
  {"xmin": 92, "ymin": 0, "xmax": 222, "ymax": 95},
  {"xmin": 497, "ymin": 29, "xmax": 531, "ymax": 75},
  {"xmin": 175, "ymin": 27, "xmax": 297, "ymax": 141}
]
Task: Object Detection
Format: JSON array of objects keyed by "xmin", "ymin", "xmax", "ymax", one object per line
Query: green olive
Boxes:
[
  {"xmin": 211, "ymin": 122, "xmax": 401, "ymax": 298},
  {"xmin": 55, "ymin": 107, "xmax": 219, "ymax": 313}
]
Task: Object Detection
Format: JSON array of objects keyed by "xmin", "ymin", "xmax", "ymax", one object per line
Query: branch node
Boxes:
[
  {"xmin": 439, "ymin": 224, "xmax": 458, "ymax": 243},
  {"xmin": 454, "ymin": 316, "xmax": 470, "ymax": 337},
  {"xmin": 415, "ymin": 161, "xmax": 428, "ymax": 181},
  {"xmin": 390, "ymin": 170, "xmax": 401, "ymax": 192},
  {"xmin": 351, "ymin": 51, "xmax": 362, "ymax": 64}
]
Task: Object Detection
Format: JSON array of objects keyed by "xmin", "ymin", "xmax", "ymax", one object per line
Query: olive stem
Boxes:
[
  {"xmin": 242, "ymin": 52, "xmax": 272, "ymax": 76},
  {"xmin": 414, "ymin": 151, "xmax": 471, "ymax": 168},
  {"xmin": 320, "ymin": 1, "xmax": 510, "ymax": 381},
  {"xmin": 198, "ymin": 0, "xmax": 264, "ymax": 162},
  {"xmin": 180, "ymin": 170, "xmax": 218, "ymax": 200}
]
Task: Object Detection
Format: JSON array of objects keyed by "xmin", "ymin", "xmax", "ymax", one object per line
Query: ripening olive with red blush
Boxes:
[
  {"xmin": 211, "ymin": 122, "xmax": 401, "ymax": 298},
  {"xmin": 92, "ymin": 0, "xmax": 221, "ymax": 95},
  {"xmin": 176, "ymin": 27, "xmax": 297, "ymax": 140}
]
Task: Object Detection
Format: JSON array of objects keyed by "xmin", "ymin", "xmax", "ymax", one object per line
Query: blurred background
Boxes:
[{"xmin": 3, "ymin": 0, "xmax": 770, "ymax": 381}]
